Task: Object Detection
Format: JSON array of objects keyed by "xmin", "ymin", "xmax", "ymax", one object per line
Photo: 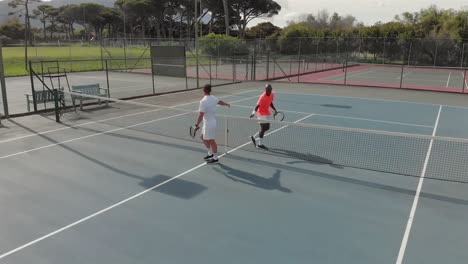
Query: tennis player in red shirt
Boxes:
[{"xmin": 249, "ymin": 84, "xmax": 278, "ymax": 149}]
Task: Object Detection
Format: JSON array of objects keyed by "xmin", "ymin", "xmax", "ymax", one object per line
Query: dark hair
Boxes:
[{"xmin": 203, "ymin": 84, "xmax": 212, "ymax": 94}]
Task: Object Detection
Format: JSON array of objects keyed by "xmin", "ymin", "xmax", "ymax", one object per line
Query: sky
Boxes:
[
  {"xmin": 1, "ymin": 0, "xmax": 467, "ymax": 27},
  {"xmin": 253, "ymin": 0, "xmax": 468, "ymax": 27}
]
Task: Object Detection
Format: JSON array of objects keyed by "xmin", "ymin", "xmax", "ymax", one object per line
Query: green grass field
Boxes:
[
  {"xmin": 2, "ymin": 45, "xmax": 214, "ymax": 77},
  {"xmin": 3, "ymin": 45, "xmax": 152, "ymax": 77}
]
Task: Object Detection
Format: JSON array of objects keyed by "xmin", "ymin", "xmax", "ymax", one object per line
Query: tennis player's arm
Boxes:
[
  {"xmin": 250, "ymin": 105, "xmax": 260, "ymax": 118},
  {"xmin": 195, "ymin": 112, "xmax": 204, "ymax": 128},
  {"xmin": 217, "ymin": 100, "xmax": 230, "ymax": 107},
  {"xmin": 270, "ymin": 103, "xmax": 278, "ymax": 114}
]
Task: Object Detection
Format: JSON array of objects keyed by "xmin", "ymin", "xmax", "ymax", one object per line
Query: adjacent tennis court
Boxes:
[
  {"xmin": 282, "ymin": 64, "xmax": 468, "ymax": 93},
  {"xmin": 0, "ymin": 83, "xmax": 467, "ymax": 264}
]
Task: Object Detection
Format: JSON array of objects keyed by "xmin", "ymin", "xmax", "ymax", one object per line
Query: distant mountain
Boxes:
[{"xmin": 0, "ymin": 0, "xmax": 116, "ymax": 26}]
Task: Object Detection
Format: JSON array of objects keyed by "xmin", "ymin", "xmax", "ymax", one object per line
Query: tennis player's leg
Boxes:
[
  {"xmin": 257, "ymin": 123, "xmax": 270, "ymax": 149},
  {"xmin": 203, "ymin": 121, "xmax": 219, "ymax": 163},
  {"xmin": 200, "ymin": 134, "xmax": 213, "ymax": 160},
  {"xmin": 251, "ymin": 115, "xmax": 270, "ymax": 149}
]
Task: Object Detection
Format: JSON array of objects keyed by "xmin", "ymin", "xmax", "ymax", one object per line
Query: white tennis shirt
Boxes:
[{"xmin": 199, "ymin": 95, "xmax": 219, "ymax": 124}]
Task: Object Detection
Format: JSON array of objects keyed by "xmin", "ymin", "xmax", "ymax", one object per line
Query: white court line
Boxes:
[
  {"xmin": 396, "ymin": 71, "xmax": 411, "ymax": 80},
  {"xmin": 0, "ymin": 113, "xmax": 314, "ymax": 261},
  {"xmin": 396, "ymin": 105, "xmax": 442, "ymax": 264},
  {"xmin": 273, "ymin": 90, "xmax": 468, "ymax": 110},
  {"xmin": 230, "ymin": 104, "xmax": 433, "ymax": 128},
  {"xmin": 446, "ymin": 72, "xmax": 452, "ymax": 88},
  {"xmin": 0, "ymin": 90, "xmax": 255, "ymax": 145}
]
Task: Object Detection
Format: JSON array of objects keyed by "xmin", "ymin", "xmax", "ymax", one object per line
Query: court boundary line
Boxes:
[
  {"xmin": 229, "ymin": 103, "xmax": 433, "ymax": 129},
  {"xmin": 273, "ymin": 90, "xmax": 468, "ymax": 110},
  {"xmin": 446, "ymin": 72, "xmax": 451, "ymax": 88},
  {"xmin": 0, "ymin": 112, "xmax": 314, "ymax": 261},
  {"xmin": 0, "ymin": 90, "xmax": 255, "ymax": 145},
  {"xmin": 395, "ymin": 105, "xmax": 442, "ymax": 264}
]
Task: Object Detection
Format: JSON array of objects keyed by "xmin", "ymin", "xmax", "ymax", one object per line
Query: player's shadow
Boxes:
[
  {"xmin": 213, "ymin": 164, "xmax": 292, "ymax": 193},
  {"xmin": 267, "ymin": 148, "xmax": 344, "ymax": 169},
  {"xmin": 9, "ymin": 120, "xmax": 207, "ymax": 200},
  {"xmin": 140, "ymin": 175, "xmax": 207, "ymax": 199}
]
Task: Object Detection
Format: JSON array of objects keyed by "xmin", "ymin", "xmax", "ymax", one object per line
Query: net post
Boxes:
[
  {"xmin": 53, "ymin": 88, "xmax": 60, "ymax": 123},
  {"xmin": 105, "ymin": 60, "xmax": 111, "ymax": 97},
  {"xmin": 224, "ymin": 115, "xmax": 229, "ymax": 155}
]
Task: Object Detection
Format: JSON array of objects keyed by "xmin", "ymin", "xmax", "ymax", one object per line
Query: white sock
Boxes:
[
  {"xmin": 259, "ymin": 138, "xmax": 263, "ymax": 145},
  {"xmin": 213, "ymin": 153, "xmax": 218, "ymax": 160},
  {"xmin": 207, "ymin": 148, "xmax": 212, "ymax": 155}
]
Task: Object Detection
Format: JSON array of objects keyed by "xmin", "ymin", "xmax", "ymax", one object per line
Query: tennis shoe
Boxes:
[
  {"xmin": 250, "ymin": 136, "xmax": 257, "ymax": 147},
  {"xmin": 204, "ymin": 154, "xmax": 214, "ymax": 160},
  {"xmin": 206, "ymin": 158, "xmax": 219, "ymax": 164},
  {"xmin": 257, "ymin": 144, "xmax": 269, "ymax": 150}
]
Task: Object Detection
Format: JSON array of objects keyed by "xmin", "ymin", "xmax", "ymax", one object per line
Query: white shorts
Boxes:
[
  {"xmin": 257, "ymin": 115, "xmax": 271, "ymax": 124},
  {"xmin": 202, "ymin": 121, "xmax": 217, "ymax": 140}
]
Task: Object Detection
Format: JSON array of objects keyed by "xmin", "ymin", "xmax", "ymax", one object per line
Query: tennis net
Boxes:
[{"xmin": 55, "ymin": 91, "xmax": 468, "ymax": 183}]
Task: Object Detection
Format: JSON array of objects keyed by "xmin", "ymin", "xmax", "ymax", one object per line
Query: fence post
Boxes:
[
  {"xmin": 151, "ymin": 57, "xmax": 156, "ymax": 94},
  {"xmin": 399, "ymin": 64, "xmax": 404, "ymax": 89},
  {"xmin": 297, "ymin": 38, "xmax": 302, "ymax": 83},
  {"xmin": 105, "ymin": 60, "xmax": 111, "ymax": 97},
  {"xmin": 315, "ymin": 40, "xmax": 319, "ymax": 72},
  {"xmin": 266, "ymin": 51, "xmax": 270, "ymax": 80},
  {"xmin": 29, "ymin": 60, "xmax": 38, "ymax": 113},
  {"xmin": 0, "ymin": 44, "xmax": 8, "ymax": 117},
  {"xmin": 344, "ymin": 54, "xmax": 348, "ymax": 85},
  {"xmin": 433, "ymin": 40, "xmax": 439, "ymax": 67},
  {"xmin": 407, "ymin": 41, "xmax": 413, "ymax": 66},
  {"xmin": 100, "ymin": 38, "xmax": 104, "ymax": 70},
  {"xmin": 209, "ymin": 55, "xmax": 212, "ymax": 85},
  {"xmin": 461, "ymin": 43, "xmax": 466, "ymax": 68},
  {"xmin": 382, "ymin": 38, "xmax": 386, "ymax": 64},
  {"xmin": 462, "ymin": 66, "xmax": 466, "ymax": 94}
]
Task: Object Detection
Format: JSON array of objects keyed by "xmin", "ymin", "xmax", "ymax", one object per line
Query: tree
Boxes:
[
  {"xmin": 116, "ymin": 0, "xmax": 153, "ymax": 37},
  {"xmin": 245, "ymin": 22, "xmax": 280, "ymax": 39},
  {"xmin": 8, "ymin": 0, "xmax": 41, "ymax": 69},
  {"xmin": 0, "ymin": 18, "xmax": 25, "ymax": 40},
  {"xmin": 230, "ymin": 0, "xmax": 281, "ymax": 39},
  {"xmin": 74, "ymin": 3, "xmax": 108, "ymax": 40},
  {"xmin": 32, "ymin": 5, "xmax": 54, "ymax": 39},
  {"xmin": 223, "ymin": 0, "xmax": 230, "ymax": 35}
]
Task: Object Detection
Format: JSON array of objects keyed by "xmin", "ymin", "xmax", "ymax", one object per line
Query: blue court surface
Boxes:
[{"xmin": 0, "ymin": 88, "xmax": 467, "ymax": 264}]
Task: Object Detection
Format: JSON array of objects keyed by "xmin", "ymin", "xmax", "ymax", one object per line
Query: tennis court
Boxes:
[
  {"xmin": 285, "ymin": 64, "xmax": 468, "ymax": 93},
  {"xmin": 0, "ymin": 83, "xmax": 467, "ymax": 263}
]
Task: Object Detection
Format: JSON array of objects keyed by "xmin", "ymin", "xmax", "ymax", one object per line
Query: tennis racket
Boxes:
[
  {"xmin": 189, "ymin": 125, "xmax": 200, "ymax": 138},
  {"xmin": 274, "ymin": 111, "xmax": 285, "ymax": 121}
]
